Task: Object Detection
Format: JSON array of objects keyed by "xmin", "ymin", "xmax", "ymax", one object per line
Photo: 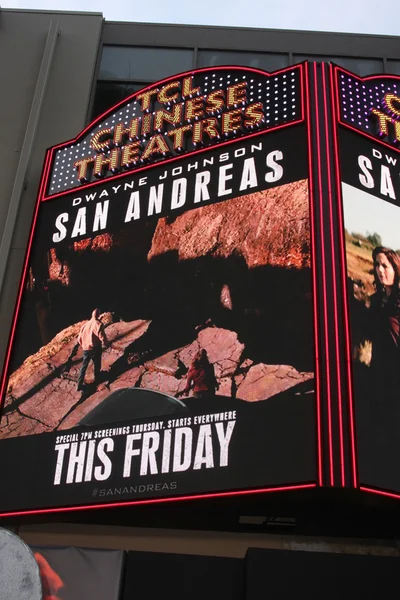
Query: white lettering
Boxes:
[
  {"xmin": 93, "ymin": 200, "xmax": 109, "ymax": 232},
  {"xmin": 125, "ymin": 191, "xmax": 141, "ymax": 222},
  {"xmin": 53, "ymin": 443, "xmax": 69, "ymax": 485},
  {"xmin": 148, "ymin": 184, "xmax": 164, "ymax": 216},
  {"xmin": 380, "ymin": 165, "xmax": 396, "ymax": 199},
  {"xmin": 71, "ymin": 207, "xmax": 87, "ymax": 238},
  {"xmin": 171, "ymin": 178, "xmax": 187, "ymax": 210},
  {"xmin": 194, "ymin": 171, "xmax": 211, "ymax": 203},
  {"xmin": 193, "ymin": 424, "xmax": 214, "ymax": 470},
  {"xmin": 358, "ymin": 155, "xmax": 374, "ymax": 188},
  {"xmin": 52, "ymin": 213, "xmax": 68, "ymax": 243},
  {"xmin": 216, "ymin": 421, "xmax": 236, "ymax": 466},
  {"xmin": 140, "ymin": 432, "xmax": 160, "ymax": 475},
  {"xmin": 66, "ymin": 441, "xmax": 87, "ymax": 484},
  {"xmin": 123, "ymin": 434, "xmax": 142, "ymax": 477},
  {"xmin": 218, "ymin": 164, "xmax": 233, "ymax": 196},
  {"xmin": 239, "ymin": 157, "xmax": 258, "ymax": 190},
  {"xmin": 173, "ymin": 427, "xmax": 192, "ymax": 472},
  {"xmin": 94, "ymin": 438, "xmax": 114, "ymax": 481},
  {"xmin": 265, "ymin": 150, "xmax": 283, "ymax": 183}
]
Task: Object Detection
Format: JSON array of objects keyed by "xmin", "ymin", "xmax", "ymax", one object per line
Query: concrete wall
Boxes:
[
  {"xmin": 16, "ymin": 522, "xmax": 400, "ymax": 558},
  {"xmin": 0, "ymin": 9, "xmax": 103, "ymax": 372},
  {"xmin": 103, "ymin": 21, "xmax": 400, "ymax": 59}
]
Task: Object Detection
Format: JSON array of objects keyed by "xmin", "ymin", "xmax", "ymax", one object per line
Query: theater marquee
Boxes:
[
  {"xmin": 0, "ymin": 65, "xmax": 322, "ymax": 515},
  {"xmin": 333, "ymin": 66, "xmax": 400, "ymax": 500},
  {"xmin": 8, "ymin": 62, "xmax": 400, "ymax": 516}
]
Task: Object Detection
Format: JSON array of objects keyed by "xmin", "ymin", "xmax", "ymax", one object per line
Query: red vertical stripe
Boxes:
[
  {"xmin": 305, "ymin": 62, "xmax": 323, "ymax": 486},
  {"xmin": 321, "ymin": 63, "xmax": 345, "ymax": 486},
  {"xmin": 329, "ymin": 65, "xmax": 358, "ymax": 487},
  {"xmin": 313, "ymin": 62, "xmax": 335, "ymax": 485}
]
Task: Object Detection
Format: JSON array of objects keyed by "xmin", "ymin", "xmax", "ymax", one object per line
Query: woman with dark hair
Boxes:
[
  {"xmin": 182, "ymin": 349, "xmax": 218, "ymax": 400},
  {"xmin": 356, "ymin": 246, "xmax": 400, "ymax": 471},
  {"xmin": 369, "ymin": 246, "xmax": 400, "ymax": 397}
]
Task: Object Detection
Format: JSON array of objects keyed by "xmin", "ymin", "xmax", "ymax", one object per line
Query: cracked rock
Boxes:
[
  {"xmin": 0, "ymin": 319, "xmax": 151, "ymax": 438},
  {"xmin": 148, "ymin": 182, "xmax": 310, "ymax": 269},
  {"xmin": 1, "ymin": 318, "xmax": 313, "ymax": 437},
  {"xmin": 197, "ymin": 327, "xmax": 244, "ymax": 378},
  {"xmin": 236, "ymin": 363, "xmax": 313, "ymax": 401}
]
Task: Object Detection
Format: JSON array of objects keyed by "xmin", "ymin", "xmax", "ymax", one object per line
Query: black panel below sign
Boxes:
[
  {"xmin": 122, "ymin": 551, "xmax": 243, "ymax": 600},
  {"xmin": 245, "ymin": 547, "xmax": 400, "ymax": 599}
]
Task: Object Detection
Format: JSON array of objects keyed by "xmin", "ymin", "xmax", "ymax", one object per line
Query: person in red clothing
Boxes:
[
  {"xmin": 34, "ymin": 552, "xmax": 64, "ymax": 600},
  {"xmin": 183, "ymin": 349, "xmax": 218, "ymax": 399}
]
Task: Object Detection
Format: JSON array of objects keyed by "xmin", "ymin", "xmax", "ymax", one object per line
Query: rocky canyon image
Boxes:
[{"xmin": 0, "ymin": 179, "xmax": 314, "ymax": 439}]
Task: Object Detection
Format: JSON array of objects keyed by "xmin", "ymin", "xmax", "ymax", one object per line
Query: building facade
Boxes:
[
  {"xmin": 2, "ymin": 9, "xmax": 400, "ymax": 593},
  {"xmin": 3, "ymin": 11, "xmax": 400, "ymax": 373}
]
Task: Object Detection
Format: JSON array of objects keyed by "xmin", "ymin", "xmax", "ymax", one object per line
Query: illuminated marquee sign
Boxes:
[
  {"xmin": 0, "ymin": 64, "xmax": 322, "ymax": 517},
  {"xmin": 9, "ymin": 62, "xmax": 400, "ymax": 517},
  {"xmin": 48, "ymin": 66, "xmax": 302, "ymax": 195},
  {"xmin": 371, "ymin": 93, "xmax": 400, "ymax": 142},
  {"xmin": 337, "ymin": 69, "xmax": 400, "ymax": 148},
  {"xmin": 334, "ymin": 65, "xmax": 400, "ymax": 501}
]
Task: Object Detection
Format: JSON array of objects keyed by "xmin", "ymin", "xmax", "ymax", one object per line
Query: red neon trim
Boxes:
[
  {"xmin": 334, "ymin": 65, "xmax": 400, "ymax": 154},
  {"xmin": 313, "ymin": 62, "xmax": 335, "ymax": 486},
  {"xmin": 335, "ymin": 65, "xmax": 400, "ymax": 82},
  {"xmin": 0, "ymin": 149, "xmax": 52, "ymax": 409},
  {"xmin": 43, "ymin": 120, "xmax": 303, "ymax": 201},
  {"xmin": 331, "ymin": 65, "xmax": 358, "ymax": 487},
  {"xmin": 360, "ymin": 486, "xmax": 400, "ymax": 500},
  {"xmin": 321, "ymin": 64, "xmax": 345, "ymax": 487},
  {"xmin": 0, "ymin": 483, "xmax": 316, "ymax": 518},
  {"xmin": 299, "ymin": 62, "xmax": 305, "ymax": 123},
  {"xmin": 305, "ymin": 62, "xmax": 323, "ymax": 487}
]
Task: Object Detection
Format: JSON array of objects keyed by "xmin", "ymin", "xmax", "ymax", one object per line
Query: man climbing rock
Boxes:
[{"xmin": 77, "ymin": 308, "xmax": 109, "ymax": 391}]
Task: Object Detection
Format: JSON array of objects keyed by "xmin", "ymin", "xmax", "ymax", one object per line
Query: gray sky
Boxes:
[
  {"xmin": 342, "ymin": 183, "xmax": 400, "ymax": 250},
  {"xmin": 1, "ymin": 0, "xmax": 400, "ymax": 35}
]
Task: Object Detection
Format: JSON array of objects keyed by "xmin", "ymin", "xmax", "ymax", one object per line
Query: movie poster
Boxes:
[
  {"xmin": 340, "ymin": 127, "xmax": 400, "ymax": 492},
  {"xmin": 0, "ymin": 67, "xmax": 317, "ymax": 513}
]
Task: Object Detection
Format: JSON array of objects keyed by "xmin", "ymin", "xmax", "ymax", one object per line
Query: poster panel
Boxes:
[
  {"xmin": 336, "ymin": 67, "xmax": 400, "ymax": 494},
  {"xmin": 0, "ymin": 66, "xmax": 317, "ymax": 513}
]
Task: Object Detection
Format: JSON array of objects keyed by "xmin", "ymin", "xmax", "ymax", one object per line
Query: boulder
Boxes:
[
  {"xmin": 197, "ymin": 327, "xmax": 244, "ymax": 378},
  {"xmin": 0, "ymin": 318, "xmax": 313, "ymax": 438},
  {"xmin": 148, "ymin": 181, "xmax": 310, "ymax": 269},
  {"xmin": 236, "ymin": 363, "xmax": 313, "ymax": 402},
  {"xmin": 0, "ymin": 319, "xmax": 151, "ymax": 438},
  {"xmin": 58, "ymin": 367, "xmax": 144, "ymax": 430}
]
